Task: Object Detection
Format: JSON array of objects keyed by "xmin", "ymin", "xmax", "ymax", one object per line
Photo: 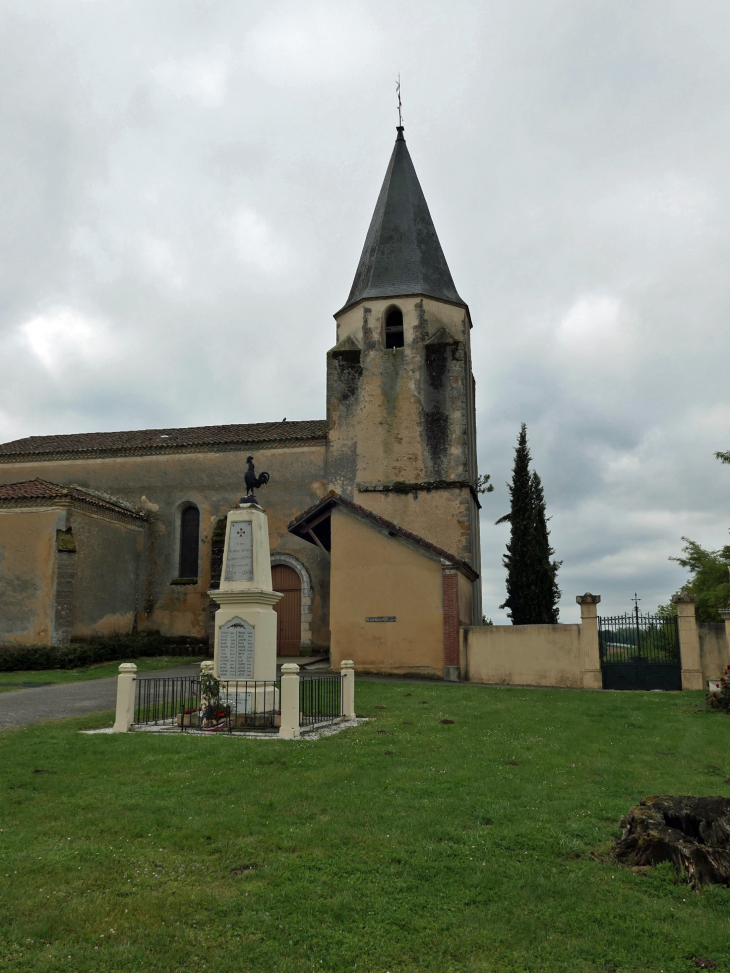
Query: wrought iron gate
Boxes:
[{"xmin": 598, "ymin": 606, "xmax": 681, "ymax": 691}]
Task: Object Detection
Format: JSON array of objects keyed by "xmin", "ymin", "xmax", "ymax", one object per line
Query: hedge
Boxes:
[{"xmin": 0, "ymin": 633, "xmax": 210, "ymax": 672}]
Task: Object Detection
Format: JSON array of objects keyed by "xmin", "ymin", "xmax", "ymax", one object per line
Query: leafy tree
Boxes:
[
  {"xmin": 658, "ymin": 537, "xmax": 730, "ymax": 622},
  {"xmin": 498, "ymin": 424, "xmax": 561, "ymax": 624}
]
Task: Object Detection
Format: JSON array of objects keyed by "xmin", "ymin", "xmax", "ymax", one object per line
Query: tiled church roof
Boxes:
[
  {"xmin": 0, "ymin": 478, "xmax": 146, "ymax": 519},
  {"xmin": 0, "ymin": 420, "xmax": 327, "ymax": 462}
]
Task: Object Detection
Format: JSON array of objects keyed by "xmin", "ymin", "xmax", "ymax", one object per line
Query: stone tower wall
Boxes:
[{"xmin": 326, "ymin": 295, "xmax": 482, "ymax": 621}]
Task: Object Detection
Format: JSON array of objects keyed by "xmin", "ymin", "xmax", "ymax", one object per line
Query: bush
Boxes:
[
  {"xmin": 666, "ymin": 537, "xmax": 730, "ymax": 622},
  {"xmin": 706, "ymin": 664, "xmax": 730, "ymax": 712},
  {"xmin": 0, "ymin": 632, "xmax": 210, "ymax": 672}
]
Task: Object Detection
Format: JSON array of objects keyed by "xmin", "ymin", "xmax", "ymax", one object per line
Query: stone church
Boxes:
[{"xmin": 0, "ymin": 126, "xmax": 483, "ymax": 678}]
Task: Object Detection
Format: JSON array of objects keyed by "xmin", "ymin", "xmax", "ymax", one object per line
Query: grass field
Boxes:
[
  {"xmin": 1, "ymin": 681, "xmax": 729, "ymax": 973},
  {"xmin": 0, "ymin": 657, "xmax": 206, "ymax": 693}
]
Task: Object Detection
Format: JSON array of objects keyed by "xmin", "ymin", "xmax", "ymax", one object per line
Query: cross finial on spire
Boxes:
[{"xmin": 396, "ymin": 74, "xmax": 403, "ymax": 136}]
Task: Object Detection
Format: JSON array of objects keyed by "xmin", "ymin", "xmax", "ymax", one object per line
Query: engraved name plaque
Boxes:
[
  {"xmin": 218, "ymin": 617, "xmax": 255, "ymax": 680},
  {"xmin": 224, "ymin": 521, "xmax": 253, "ymax": 582}
]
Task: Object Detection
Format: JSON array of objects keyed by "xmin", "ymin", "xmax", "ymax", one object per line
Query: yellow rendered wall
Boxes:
[
  {"xmin": 329, "ymin": 507, "xmax": 445, "ymax": 676},
  {"xmin": 457, "ymin": 572, "xmax": 473, "ymax": 627},
  {"xmin": 462, "ymin": 623, "xmax": 583, "ymax": 688},
  {"xmin": 70, "ymin": 509, "xmax": 144, "ymax": 638},
  {"xmin": 0, "ymin": 508, "xmax": 57, "ymax": 644}
]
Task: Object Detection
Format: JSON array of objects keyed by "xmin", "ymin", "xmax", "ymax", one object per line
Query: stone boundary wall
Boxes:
[
  {"xmin": 461, "ymin": 598, "xmax": 730, "ymax": 691},
  {"xmin": 460, "ymin": 593, "xmax": 603, "ymax": 690},
  {"xmin": 460, "ymin": 623, "xmax": 584, "ymax": 688}
]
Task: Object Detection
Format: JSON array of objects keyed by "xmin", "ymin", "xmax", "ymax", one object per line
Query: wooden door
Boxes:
[{"xmin": 272, "ymin": 564, "xmax": 302, "ymax": 656}]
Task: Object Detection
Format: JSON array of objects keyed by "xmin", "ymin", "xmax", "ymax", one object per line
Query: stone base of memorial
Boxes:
[
  {"xmin": 221, "ymin": 681, "xmax": 280, "ymax": 726},
  {"xmin": 211, "ymin": 589, "xmax": 282, "ymax": 683}
]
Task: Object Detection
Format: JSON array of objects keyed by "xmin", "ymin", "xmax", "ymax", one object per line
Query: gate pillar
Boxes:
[
  {"xmin": 719, "ymin": 609, "xmax": 730, "ymax": 680},
  {"xmin": 672, "ymin": 590, "xmax": 703, "ymax": 690},
  {"xmin": 576, "ymin": 593, "xmax": 602, "ymax": 689}
]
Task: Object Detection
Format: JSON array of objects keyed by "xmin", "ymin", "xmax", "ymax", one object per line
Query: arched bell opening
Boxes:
[{"xmin": 384, "ymin": 306, "xmax": 404, "ymax": 349}]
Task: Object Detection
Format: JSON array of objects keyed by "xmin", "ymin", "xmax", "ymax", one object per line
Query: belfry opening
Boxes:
[{"xmin": 384, "ymin": 307, "xmax": 404, "ymax": 348}]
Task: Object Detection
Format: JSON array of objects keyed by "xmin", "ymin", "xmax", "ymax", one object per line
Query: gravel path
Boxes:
[{"xmin": 0, "ymin": 664, "xmax": 201, "ymax": 732}]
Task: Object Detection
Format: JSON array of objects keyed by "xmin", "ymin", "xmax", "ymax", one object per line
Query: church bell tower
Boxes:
[{"xmin": 326, "ymin": 125, "xmax": 482, "ymax": 622}]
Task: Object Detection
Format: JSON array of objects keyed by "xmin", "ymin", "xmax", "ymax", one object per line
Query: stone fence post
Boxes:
[
  {"xmin": 113, "ymin": 663, "xmax": 137, "ymax": 733},
  {"xmin": 341, "ymin": 659, "xmax": 355, "ymax": 719},
  {"xmin": 576, "ymin": 593, "xmax": 602, "ymax": 689},
  {"xmin": 672, "ymin": 590, "xmax": 704, "ymax": 690},
  {"xmin": 279, "ymin": 663, "xmax": 301, "ymax": 739}
]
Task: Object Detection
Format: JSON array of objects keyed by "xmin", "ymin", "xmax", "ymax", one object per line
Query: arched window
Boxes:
[
  {"xmin": 384, "ymin": 307, "xmax": 404, "ymax": 349},
  {"xmin": 179, "ymin": 505, "xmax": 200, "ymax": 578}
]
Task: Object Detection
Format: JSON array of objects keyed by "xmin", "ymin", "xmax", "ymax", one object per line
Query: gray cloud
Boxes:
[{"xmin": 1, "ymin": 0, "xmax": 729, "ymax": 620}]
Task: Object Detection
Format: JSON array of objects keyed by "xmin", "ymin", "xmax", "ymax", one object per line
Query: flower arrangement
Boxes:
[
  {"xmin": 706, "ymin": 664, "xmax": 730, "ymax": 712},
  {"xmin": 199, "ymin": 670, "xmax": 231, "ymax": 728}
]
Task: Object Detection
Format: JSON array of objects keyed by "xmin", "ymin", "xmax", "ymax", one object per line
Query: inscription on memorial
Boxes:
[
  {"xmin": 224, "ymin": 521, "xmax": 253, "ymax": 582},
  {"xmin": 366, "ymin": 616, "xmax": 397, "ymax": 622},
  {"xmin": 218, "ymin": 617, "xmax": 255, "ymax": 679}
]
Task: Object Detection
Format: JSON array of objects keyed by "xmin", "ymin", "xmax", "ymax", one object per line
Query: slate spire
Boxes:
[{"xmin": 342, "ymin": 127, "xmax": 464, "ymax": 311}]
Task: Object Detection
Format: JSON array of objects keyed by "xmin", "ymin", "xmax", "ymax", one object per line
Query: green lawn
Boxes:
[
  {"xmin": 0, "ymin": 657, "xmax": 206, "ymax": 693},
  {"xmin": 1, "ymin": 682, "xmax": 729, "ymax": 973}
]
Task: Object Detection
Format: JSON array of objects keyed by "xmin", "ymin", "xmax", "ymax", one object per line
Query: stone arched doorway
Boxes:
[{"xmin": 272, "ymin": 564, "xmax": 302, "ymax": 656}]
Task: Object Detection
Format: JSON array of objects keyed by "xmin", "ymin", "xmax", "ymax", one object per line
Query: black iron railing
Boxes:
[
  {"xmin": 135, "ymin": 676, "xmax": 201, "ymax": 727},
  {"xmin": 134, "ymin": 677, "xmax": 280, "ymax": 732},
  {"xmin": 598, "ymin": 612, "xmax": 680, "ymax": 664},
  {"xmin": 299, "ymin": 673, "xmax": 342, "ymax": 727}
]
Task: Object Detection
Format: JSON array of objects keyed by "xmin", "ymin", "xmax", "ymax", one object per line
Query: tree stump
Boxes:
[{"xmin": 615, "ymin": 796, "xmax": 730, "ymax": 888}]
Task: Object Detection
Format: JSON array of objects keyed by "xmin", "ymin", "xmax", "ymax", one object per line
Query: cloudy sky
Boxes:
[{"xmin": 2, "ymin": 0, "xmax": 729, "ymax": 621}]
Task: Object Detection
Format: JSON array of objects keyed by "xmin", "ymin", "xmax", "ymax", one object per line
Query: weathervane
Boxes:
[
  {"xmin": 240, "ymin": 456, "xmax": 270, "ymax": 506},
  {"xmin": 396, "ymin": 74, "xmax": 403, "ymax": 128}
]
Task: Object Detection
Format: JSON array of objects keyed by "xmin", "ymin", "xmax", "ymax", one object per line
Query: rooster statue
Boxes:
[{"xmin": 240, "ymin": 455, "xmax": 270, "ymax": 505}]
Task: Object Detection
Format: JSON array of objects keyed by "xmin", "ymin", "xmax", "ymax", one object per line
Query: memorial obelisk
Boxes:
[{"xmin": 209, "ymin": 458, "xmax": 282, "ymax": 682}]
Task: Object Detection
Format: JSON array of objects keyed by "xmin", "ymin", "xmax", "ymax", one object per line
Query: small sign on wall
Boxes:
[
  {"xmin": 366, "ymin": 616, "xmax": 397, "ymax": 622},
  {"xmin": 219, "ymin": 617, "xmax": 255, "ymax": 679}
]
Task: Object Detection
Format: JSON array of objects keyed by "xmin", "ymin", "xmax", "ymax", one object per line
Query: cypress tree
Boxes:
[
  {"xmin": 499, "ymin": 424, "xmax": 537, "ymax": 624},
  {"xmin": 498, "ymin": 424, "xmax": 561, "ymax": 624},
  {"xmin": 530, "ymin": 470, "xmax": 562, "ymax": 623}
]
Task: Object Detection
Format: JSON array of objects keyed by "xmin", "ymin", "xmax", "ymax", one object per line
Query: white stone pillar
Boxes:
[
  {"xmin": 576, "ymin": 593, "xmax": 602, "ymax": 689},
  {"xmin": 341, "ymin": 659, "xmax": 355, "ymax": 718},
  {"xmin": 672, "ymin": 590, "xmax": 704, "ymax": 690},
  {"xmin": 279, "ymin": 663, "xmax": 301, "ymax": 739},
  {"xmin": 113, "ymin": 663, "xmax": 137, "ymax": 733}
]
